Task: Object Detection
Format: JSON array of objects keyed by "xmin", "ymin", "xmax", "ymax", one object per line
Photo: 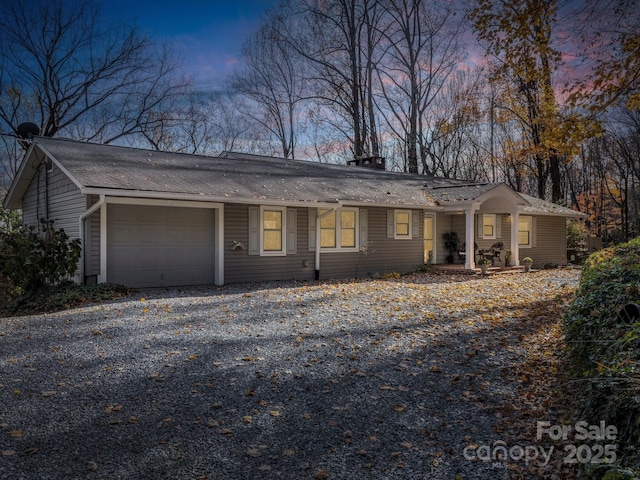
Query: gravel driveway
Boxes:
[{"xmin": 1, "ymin": 270, "xmax": 579, "ymax": 480}]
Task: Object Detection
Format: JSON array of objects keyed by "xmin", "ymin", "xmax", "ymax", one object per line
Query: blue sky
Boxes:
[{"xmin": 103, "ymin": 0, "xmax": 279, "ymax": 89}]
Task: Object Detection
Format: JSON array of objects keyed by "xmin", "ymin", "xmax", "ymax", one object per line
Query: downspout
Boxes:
[
  {"xmin": 78, "ymin": 195, "xmax": 106, "ymax": 284},
  {"xmin": 315, "ymin": 208, "xmax": 336, "ymax": 280}
]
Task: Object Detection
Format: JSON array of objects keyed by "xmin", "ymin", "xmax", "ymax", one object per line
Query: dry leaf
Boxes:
[
  {"xmin": 393, "ymin": 404, "xmax": 406, "ymax": 412},
  {"xmin": 9, "ymin": 430, "xmax": 23, "ymax": 438},
  {"xmin": 314, "ymin": 470, "xmax": 330, "ymax": 480},
  {"xmin": 247, "ymin": 448, "xmax": 261, "ymax": 457}
]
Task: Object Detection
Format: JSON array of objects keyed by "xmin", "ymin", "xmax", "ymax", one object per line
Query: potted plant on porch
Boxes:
[
  {"xmin": 477, "ymin": 257, "xmax": 491, "ymax": 275},
  {"xmin": 442, "ymin": 232, "xmax": 460, "ymax": 264},
  {"xmin": 522, "ymin": 257, "xmax": 533, "ymax": 272}
]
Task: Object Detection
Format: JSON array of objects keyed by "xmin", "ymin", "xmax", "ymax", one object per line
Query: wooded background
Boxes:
[{"xmin": 1, "ymin": 0, "xmax": 638, "ymax": 245}]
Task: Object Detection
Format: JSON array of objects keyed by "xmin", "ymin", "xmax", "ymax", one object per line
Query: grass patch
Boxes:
[{"xmin": 1, "ymin": 282, "xmax": 133, "ymax": 316}]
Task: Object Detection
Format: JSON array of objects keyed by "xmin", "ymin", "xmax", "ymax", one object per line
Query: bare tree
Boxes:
[
  {"xmin": 376, "ymin": 0, "xmax": 463, "ymax": 173},
  {"xmin": 230, "ymin": 9, "xmax": 306, "ymax": 159},
  {"xmin": 0, "ymin": 0, "xmax": 187, "ymax": 180},
  {"xmin": 280, "ymin": 0, "xmax": 383, "ymax": 160}
]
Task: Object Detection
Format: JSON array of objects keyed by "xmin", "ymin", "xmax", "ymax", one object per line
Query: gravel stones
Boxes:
[{"xmin": 0, "ymin": 270, "xmax": 579, "ymax": 479}]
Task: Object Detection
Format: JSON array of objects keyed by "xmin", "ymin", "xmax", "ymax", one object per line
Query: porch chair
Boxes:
[
  {"xmin": 484, "ymin": 242, "xmax": 504, "ymax": 266},
  {"xmin": 458, "ymin": 242, "xmax": 478, "ymax": 264}
]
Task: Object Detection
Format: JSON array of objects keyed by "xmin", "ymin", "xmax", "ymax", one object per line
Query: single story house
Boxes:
[{"xmin": 3, "ymin": 137, "xmax": 584, "ymax": 288}]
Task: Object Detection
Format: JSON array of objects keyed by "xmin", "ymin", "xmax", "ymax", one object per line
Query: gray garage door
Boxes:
[{"xmin": 107, "ymin": 204, "xmax": 215, "ymax": 288}]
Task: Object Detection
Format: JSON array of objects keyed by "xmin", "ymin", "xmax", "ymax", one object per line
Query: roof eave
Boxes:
[
  {"xmin": 3, "ymin": 141, "xmax": 38, "ymax": 210},
  {"xmin": 81, "ymin": 187, "xmax": 441, "ymax": 210}
]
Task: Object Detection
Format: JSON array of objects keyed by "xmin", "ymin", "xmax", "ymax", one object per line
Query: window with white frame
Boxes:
[
  {"xmin": 518, "ymin": 215, "xmax": 533, "ymax": 247},
  {"xmin": 261, "ymin": 206, "xmax": 286, "ymax": 255},
  {"xmin": 482, "ymin": 214, "xmax": 496, "ymax": 239},
  {"xmin": 394, "ymin": 210, "xmax": 412, "ymax": 239},
  {"xmin": 319, "ymin": 208, "xmax": 359, "ymax": 250}
]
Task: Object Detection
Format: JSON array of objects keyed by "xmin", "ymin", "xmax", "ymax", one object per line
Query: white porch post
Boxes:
[
  {"xmin": 98, "ymin": 201, "xmax": 107, "ymax": 284},
  {"xmin": 510, "ymin": 209, "xmax": 520, "ymax": 266},
  {"xmin": 214, "ymin": 206, "xmax": 224, "ymax": 285},
  {"xmin": 465, "ymin": 204, "xmax": 479, "ymax": 270}
]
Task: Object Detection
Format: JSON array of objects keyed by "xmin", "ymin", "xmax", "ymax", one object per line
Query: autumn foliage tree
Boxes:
[{"xmin": 468, "ymin": 0, "xmax": 593, "ymax": 202}]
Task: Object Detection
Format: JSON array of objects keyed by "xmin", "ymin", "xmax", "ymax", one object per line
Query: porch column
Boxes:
[
  {"xmin": 98, "ymin": 201, "xmax": 107, "ymax": 284},
  {"xmin": 510, "ymin": 210, "xmax": 520, "ymax": 266},
  {"xmin": 464, "ymin": 205, "xmax": 479, "ymax": 270}
]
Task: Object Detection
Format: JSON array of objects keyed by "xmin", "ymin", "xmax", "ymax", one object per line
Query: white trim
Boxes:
[
  {"xmin": 37, "ymin": 142, "xmax": 85, "ymax": 191},
  {"xmin": 518, "ymin": 215, "xmax": 533, "ymax": 249},
  {"xmin": 394, "ymin": 209, "xmax": 412, "ymax": 239},
  {"xmin": 99, "ymin": 202, "xmax": 107, "ymax": 284},
  {"xmin": 260, "ymin": 205, "xmax": 287, "ymax": 256},
  {"xmin": 465, "ymin": 205, "xmax": 479, "ymax": 269},
  {"xmin": 104, "ymin": 196, "xmax": 223, "ymax": 209},
  {"xmin": 423, "ymin": 213, "xmax": 436, "ymax": 264},
  {"xmin": 79, "ymin": 195, "xmax": 106, "ymax": 283},
  {"xmin": 214, "ymin": 207, "xmax": 224, "ymax": 285},
  {"xmin": 315, "ymin": 208, "xmax": 336, "ymax": 278},
  {"xmin": 481, "ymin": 213, "xmax": 497, "ymax": 240},
  {"xmin": 98, "ymin": 195, "xmax": 224, "ymax": 285},
  {"xmin": 318, "ymin": 207, "xmax": 360, "ymax": 252}
]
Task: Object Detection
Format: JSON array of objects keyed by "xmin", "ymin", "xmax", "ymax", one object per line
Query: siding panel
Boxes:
[
  {"xmin": 318, "ymin": 207, "xmax": 423, "ymax": 280},
  {"xmin": 224, "ymin": 204, "xmax": 315, "ymax": 283},
  {"xmin": 519, "ymin": 216, "xmax": 567, "ymax": 267}
]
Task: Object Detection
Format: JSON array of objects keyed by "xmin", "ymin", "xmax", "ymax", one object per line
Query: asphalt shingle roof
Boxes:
[{"xmin": 9, "ymin": 136, "xmax": 582, "ymax": 217}]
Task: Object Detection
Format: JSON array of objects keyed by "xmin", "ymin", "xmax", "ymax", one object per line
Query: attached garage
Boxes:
[{"xmin": 106, "ymin": 203, "xmax": 217, "ymax": 288}]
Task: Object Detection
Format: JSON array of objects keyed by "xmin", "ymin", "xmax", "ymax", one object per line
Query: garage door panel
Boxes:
[{"xmin": 107, "ymin": 205, "xmax": 215, "ymax": 287}]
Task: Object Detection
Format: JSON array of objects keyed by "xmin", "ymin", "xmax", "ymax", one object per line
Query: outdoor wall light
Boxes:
[{"xmin": 231, "ymin": 240, "xmax": 246, "ymax": 251}]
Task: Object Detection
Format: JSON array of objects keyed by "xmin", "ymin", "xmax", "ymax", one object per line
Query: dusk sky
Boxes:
[{"xmin": 103, "ymin": 0, "xmax": 280, "ymax": 89}]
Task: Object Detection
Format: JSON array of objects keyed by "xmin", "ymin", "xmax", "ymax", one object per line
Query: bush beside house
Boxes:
[{"xmin": 563, "ymin": 237, "xmax": 640, "ymax": 479}]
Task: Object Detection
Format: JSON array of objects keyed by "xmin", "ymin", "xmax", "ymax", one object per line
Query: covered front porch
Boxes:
[{"xmin": 426, "ymin": 184, "xmax": 532, "ymax": 270}]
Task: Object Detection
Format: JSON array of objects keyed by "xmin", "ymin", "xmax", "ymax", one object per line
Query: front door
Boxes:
[{"xmin": 424, "ymin": 215, "xmax": 434, "ymax": 263}]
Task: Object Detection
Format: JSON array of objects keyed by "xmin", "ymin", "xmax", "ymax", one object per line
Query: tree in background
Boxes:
[
  {"xmin": 0, "ymin": 0, "xmax": 187, "ymax": 182},
  {"xmin": 470, "ymin": 0, "xmax": 566, "ymax": 202},
  {"xmin": 278, "ymin": 0, "xmax": 384, "ymax": 160},
  {"xmin": 376, "ymin": 0, "xmax": 464, "ymax": 174},
  {"xmin": 230, "ymin": 7, "xmax": 305, "ymax": 159}
]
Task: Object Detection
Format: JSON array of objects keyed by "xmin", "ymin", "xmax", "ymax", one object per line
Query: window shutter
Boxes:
[
  {"xmin": 496, "ymin": 215, "xmax": 502, "ymax": 239},
  {"xmin": 477, "ymin": 214, "xmax": 483, "ymax": 239},
  {"xmin": 286, "ymin": 208, "xmax": 297, "ymax": 254},
  {"xmin": 532, "ymin": 217, "xmax": 537, "ymax": 247},
  {"xmin": 359, "ymin": 209, "xmax": 368, "ymax": 247},
  {"xmin": 387, "ymin": 210, "xmax": 394, "ymax": 238},
  {"xmin": 412, "ymin": 211, "xmax": 420, "ymax": 238},
  {"xmin": 308, "ymin": 208, "xmax": 317, "ymax": 251},
  {"xmin": 248, "ymin": 206, "xmax": 259, "ymax": 256}
]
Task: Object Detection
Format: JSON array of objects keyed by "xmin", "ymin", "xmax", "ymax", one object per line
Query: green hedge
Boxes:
[{"xmin": 563, "ymin": 237, "xmax": 640, "ymax": 479}]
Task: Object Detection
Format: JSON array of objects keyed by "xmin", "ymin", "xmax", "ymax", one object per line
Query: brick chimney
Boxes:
[{"xmin": 347, "ymin": 156, "xmax": 386, "ymax": 170}]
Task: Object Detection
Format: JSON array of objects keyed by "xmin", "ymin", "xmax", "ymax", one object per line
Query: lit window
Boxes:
[
  {"xmin": 424, "ymin": 215, "xmax": 434, "ymax": 263},
  {"xmin": 320, "ymin": 209, "xmax": 336, "ymax": 248},
  {"xmin": 261, "ymin": 206, "xmax": 286, "ymax": 255},
  {"xmin": 518, "ymin": 216, "xmax": 532, "ymax": 247},
  {"xmin": 395, "ymin": 210, "xmax": 412, "ymax": 239},
  {"xmin": 482, "ymin": 214, "xmax": 496, "ymax": 239},
  {"xmin": 318, "ymin": 208, "xmax": 359, "ymax": 250},
  {"xmin": 340, "ymin": 210, "xmax": 356, "ymax": 248}
]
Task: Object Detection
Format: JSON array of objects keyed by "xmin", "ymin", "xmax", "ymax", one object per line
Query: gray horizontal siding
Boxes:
[
  {"xmin": 224, "ymin": 205, "xmax": 424, "ymax": 283},
  {"xmin": 521, "ymin": 216, "xmax": 567, "ymax": 267},
  {"xmin": 20, "ymin": 163, "xmax": 84, "ymax": 239},
  {"xmin": 318, "ymin": 207, "xmax": 423, "ymax": 280},
  {"xmin": 224, "ymin": 204, "xmax": 315, "ymax": 283},
  {"xmin": 85, "ymin": 195, "xmax": 101, "ymax": 278}
]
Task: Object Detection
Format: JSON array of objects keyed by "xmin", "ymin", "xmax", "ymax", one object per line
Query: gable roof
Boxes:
[{"xmin": 3, "ymin": 137, "xmax": 583, "ymax": 217}]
